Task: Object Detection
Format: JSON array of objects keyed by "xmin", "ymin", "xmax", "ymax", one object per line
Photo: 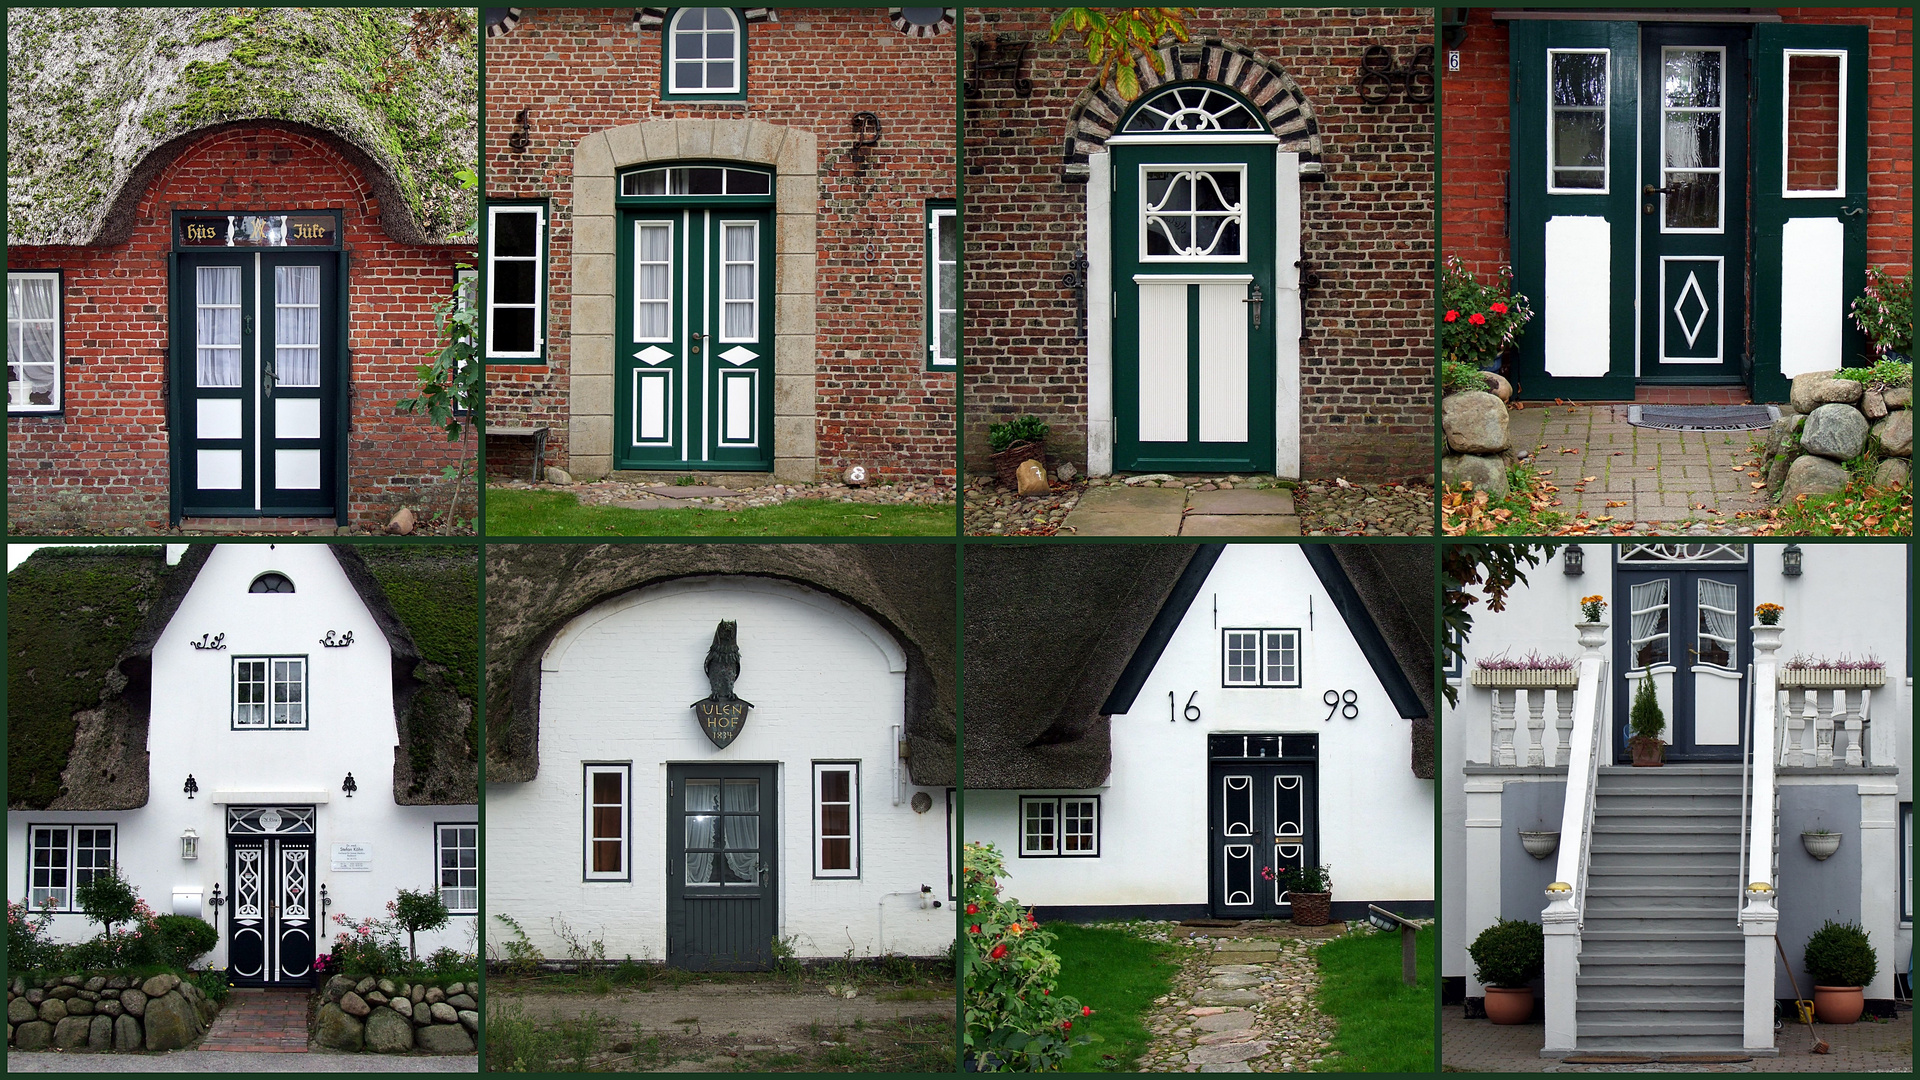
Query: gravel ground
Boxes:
[
  {"xmin": 2, "ymin": 1050, "xmax": 477, "ymax": 1072},
  {"xmin": 962, "ymin": 476, "xmax": 1088, "ymax": 535},
  {"xmin": 492, "ymin": 476, "xmax": 956, "ymax": 511}
]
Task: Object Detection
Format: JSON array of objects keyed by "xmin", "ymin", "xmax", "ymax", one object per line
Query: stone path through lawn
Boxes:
[
  {"xmin": 1130, "ymin": 923, "xmax": 1345, "ymax": 1073},
  {"xmin": 1509, "ymin": 404, "xmax": 1773, "ymax": 531}
]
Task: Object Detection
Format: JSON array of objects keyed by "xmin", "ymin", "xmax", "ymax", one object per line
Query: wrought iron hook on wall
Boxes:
[
  {"xmin": 1062, "ymin": 251, "xmax": 1090, "ymax": 340},
  {"xmin": 965, "ymin": 35, "xmax": 1032, "ymax": 99}
]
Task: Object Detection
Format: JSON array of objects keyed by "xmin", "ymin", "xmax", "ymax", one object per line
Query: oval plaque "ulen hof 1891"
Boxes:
[{"xmin": 691, "ymin": 620, "xmax": 753, "ymax": 749}]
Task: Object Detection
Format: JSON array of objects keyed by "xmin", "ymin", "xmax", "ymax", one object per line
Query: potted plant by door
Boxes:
[
  {"xmin": 1468, "ymin": 918, "xmax": 1544, "ymax": 1024},
  {"xmin": 1277, "ymin": 863, "xmax": 1332, "ymax": 926},
  {"xmin": 1628, "ymin": 674, "xmax": 1666, "ymax": 767},
  {"xmin": 1803, "ymin": 919, "xmax": 1878, "ymax": 1024},
  {"xmin": 987, "ymin": 416, "xmax": 1049, "ymax": 488}
]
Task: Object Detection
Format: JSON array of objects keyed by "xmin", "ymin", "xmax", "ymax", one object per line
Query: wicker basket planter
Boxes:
[
  {"xmin": 1288, "ymin": 891, "xmax": 1332, "ymax": 926},
  {"xmin": 991, "ymin": 441, "xmax": 1046, "ymax": 487},
  {"xmin": 1779, "ymin": 668, "xmax": 1887, "ymax": 690},
  {"xmin": 1469, "ymin": 667, "xmax": 1579, "ymax": 689}
]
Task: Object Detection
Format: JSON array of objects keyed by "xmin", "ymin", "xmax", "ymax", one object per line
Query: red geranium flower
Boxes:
[
  {"xmin": 1444, "ymin": 309, "xmax": 1459, "ymax": 322},
  {"xmin": 989, "ymin": 943, "xmax": 1008, "ymax": 960},
  {"xmin": 1083, "ymin": 1005, "xmax": 1094, "ymax": 1016},
  {"xmin": 965, "ymin": 903, "xmax": 979, "ymax": 915},
  {"xmin": 1468, "ymin": 312, "xmax": 1487, "ymax": 325},
  {"xmin": 968, "ymin": 924, "xmax": 981, "ymax": 934},
  {"xmin": 1490, "ymin": 302, "xmax": 1508, "ymax": 314},
  {"xmin": 1062, "ymin": 1020, "xmax": 1073, "ymax": 1030}
]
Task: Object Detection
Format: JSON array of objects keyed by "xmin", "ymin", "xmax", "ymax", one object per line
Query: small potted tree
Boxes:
[
  {"xmin": 1803, "ymin": 919, "xmax": 1878, "ymax": 1024},
  {"xmin": 1469, "ymin": 918, "xmax": 1544, "ymax": 1024},
  {"xmin": 986, "ymin": 416, "xmax": 1049, "ymax": 488},
  {"xmin": 1628, "ymin": 674, "xmax": 1665, "ymax": 767},
  {"xmin": 1276, "ymin": 863, "xmax": 1332, "ymax": 926}
]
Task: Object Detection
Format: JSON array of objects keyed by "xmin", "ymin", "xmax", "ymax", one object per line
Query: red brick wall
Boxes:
[
  {"xmin": 1442, "ymin": 8, "xmax": 1913, "ymax": 278},
  {"xmin": 962, "ymin": 7, "xmax": 1436, "ymax": 482},
  {"xmin": 7, "ymin": 126, "xmax": 470, "ymax": 532},
  {"xmin": 483, "ymin": 8, "xmax": 957, "ymax": 480}
]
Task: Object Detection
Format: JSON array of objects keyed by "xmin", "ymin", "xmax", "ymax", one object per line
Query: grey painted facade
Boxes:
[
  {"xmin": 1501, "ymin": 779, "xmax": 1568, "ymax": 924},
  {"xmin": 1777, "ymin": 783, "xmax": 1866, "ymax": 998}
]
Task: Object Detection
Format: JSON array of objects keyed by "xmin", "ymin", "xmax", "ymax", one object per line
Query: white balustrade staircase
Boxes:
[{"xmin": 1573, "ymin": 764, "xmax": 1777, "ymax": 1053}]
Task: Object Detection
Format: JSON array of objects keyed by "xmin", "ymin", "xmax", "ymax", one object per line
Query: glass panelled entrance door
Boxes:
[
  {"xmin": 666, "ymin": 762, "xmax": 778, "ymax": 971},
  {"xmin": 615, "ymin": 165, "xmax": 775, "ymax": 472},
  {"xmin": 1612, "ymin": 544, "xmax": 1753, "ymax": 763}
]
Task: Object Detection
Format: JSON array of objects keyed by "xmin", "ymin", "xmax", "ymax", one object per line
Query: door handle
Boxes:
[
  {"xmin": 691, "ymin": 332, "xmax": 705, "ymax": 354},
  {"xmin": 1643, "ymin": 184, "xmax": 1672, "ymax": 215},
  {"xmin": 1243, "ymin": 284, "xmax": 1264, "ymax": 331},
  {"xmin": 263, "ymin": 353, "xmax": 276, "ymax": 397}
]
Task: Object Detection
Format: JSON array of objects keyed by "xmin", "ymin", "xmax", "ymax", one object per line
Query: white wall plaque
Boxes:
[{"xmin": 330, "ymin": 843, "xmax": 373, "ymax": 872}]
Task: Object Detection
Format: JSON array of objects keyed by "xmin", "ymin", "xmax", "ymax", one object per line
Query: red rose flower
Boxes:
[
  {"xmin": 969, "ymin": 924, "xmax": 981, "ymax": 934},
  {"xmin": 1444, "ymin": 309, "xmax": 1459, "ymax": 322},
  {"xmin": 1083, "ymin": 1005, "xmax": 1094, "ymax": 1016},
  {"xmin": 1062, "ymin": 1020, "xmax": 1073, "ymax": 1030},
  {"xmin": 965, "ymin": 903, "xmax": 979, "ymax": 915},
  {"xmin": 989, "ymin": 943, "xmax": 1008, "ymax": 960},
  {"xmin": 1468, "ymin": 312, "xmax": 1487, "ymax": 325},
  {"xmin": 1490, "ymin": 302, "xmax": 1508, "ymax": 314}
]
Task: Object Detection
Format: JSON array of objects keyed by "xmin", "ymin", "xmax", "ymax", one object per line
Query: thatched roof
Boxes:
[
  {"xmin": 963, "ymin": 543, "xmax": 1434, "ymax": 789},
  {"xmin": 6, "ymin": 7, "xmax": 476, "ymax": 247},
  {"xmin": 485, "ymin": 544, "xmax": 957, "ymax": 787},
  {"xmin": 6, "ymin": 544, "xmax": 478, "ymax": 810}
]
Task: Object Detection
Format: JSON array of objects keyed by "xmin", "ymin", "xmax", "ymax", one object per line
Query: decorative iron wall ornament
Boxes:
[
  {"xmin": 965, "ymin": 35, "xmax": 1032, "ymax": 98},
  {"xmin": 190, "ymin": 632, "xmax": 227, "ymax": 651},
  {"xmin": 1062, "ymin": 250, "xmax": 1090, "ymax": 339},
  {"xmin": 850, "ymin": 111, "xmax": 882, "ymax": 168},
  {"xmin": 691, "ymin": 621, "xmax": 753, "ymax": 749},
  {"xmin": 319, "ymin": 630, "xmax": 354, "ymax": 648},
  {"xmin": 1355, "ymin": 44, "xmax": 1435, "ymax": 105},
  {"xmin": 509, "ymin": 108, "xmax": 532, "ymax": 155}
]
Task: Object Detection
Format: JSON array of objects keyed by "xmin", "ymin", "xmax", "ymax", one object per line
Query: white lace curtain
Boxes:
[
  {"xmin": 196, "ymin": 266, "xmax": 243, "ymax": 387},
  {"xmin": 637, "ymin": 224, "xmax": 670, "ymax": 339},
  {"xmin": 722, "ymin": 223, "xmax": 756, "ymax": 339},
  {"xmin": 1696, "ymin": 578, "xmax": 1739, "ymax": 658},
  {"xmin": 1630, "ymin": 579, "xmax": 1671, "ymax": 664},
  {"xmin": 275, "ymin": 266, "xmax": 320, "ymax": 387},
  {"xmin": 8, "ymin": 275, "xmax": 59, "ymax": 405}
]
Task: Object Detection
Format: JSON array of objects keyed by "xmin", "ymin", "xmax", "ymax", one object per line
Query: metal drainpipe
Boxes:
[{"xmin": 876, "ymin": 886, "xmax": 941, "ymax": 954}]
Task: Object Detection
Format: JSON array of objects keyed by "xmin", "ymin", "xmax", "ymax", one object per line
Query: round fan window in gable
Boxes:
[{"xmin": 891, "ymin": 8, "xmax": 954, "ymax": 38}]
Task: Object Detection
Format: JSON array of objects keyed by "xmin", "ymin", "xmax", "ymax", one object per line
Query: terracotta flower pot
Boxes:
[
  {"xmin": 1812, "ymin": 985, "xmax": 1864, "ymax": 1024},
  {"xmin": 1629, "ymin": 735, "xmax": 1665, "ymax": 767},
  {"xmin": 1288, "ymin": 891, "xmax": 1331, "ymax": 926},
  {"xmin": 1482, "ymin": 985, "xmax": 1534, "ymax": 1025}
]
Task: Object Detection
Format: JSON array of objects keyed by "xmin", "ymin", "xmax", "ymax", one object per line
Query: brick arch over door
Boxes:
[
  {"xmin": 570, "ymin": 120, "xmax": 819, "ymax": 481},
  {"xmin": 1060, "ymin": 38, "xmax": 1325, "ymax": 176}
]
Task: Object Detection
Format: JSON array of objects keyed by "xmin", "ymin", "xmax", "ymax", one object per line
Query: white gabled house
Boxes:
[
  {"xmin": 1441, "ymin": 542, "xmax": 1913, "ymax": 1056},
  {"xmin": 964, "ymin": 543, "xmax": 1434, "ymax": 921},
  {"xmin": 483, "ymin": 545, "xmax": 957, "ymax": 970},
  {"xmin": 7, "ymin": 543, "xmax": 479, "ymax": 986}
]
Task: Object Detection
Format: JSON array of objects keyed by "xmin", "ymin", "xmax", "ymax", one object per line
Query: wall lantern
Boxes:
[
  {"xmin": 1562, "ymin": 545, "xmax": 1584, "ymax": 576},
  {"xmin": 342, "ymin": 772, "xmax": 358, "ymax": 798},
  {"xmin": 183, "ymin": 774, "xmax": 199, "ymax": 800},
  {"xmin": 1782, "ymin": 544, "xmax": 1803, "ymax": 577},
  {"xmin": 181, "ymin": 828, "xmax": 199, "ymax": 861},
  {"xmin": 1366, "ymin": 905, "xmax": 1420, "ymax": 987}
]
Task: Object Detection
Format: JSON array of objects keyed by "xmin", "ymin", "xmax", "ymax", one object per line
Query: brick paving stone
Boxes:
[
  {"xmin": 1440, "ymin": 1004, "xmax": 1914, "ymax": 1073},
  {"xmin": 197, "ymin": 989, "xmax": 310, "ymax": 1053}
]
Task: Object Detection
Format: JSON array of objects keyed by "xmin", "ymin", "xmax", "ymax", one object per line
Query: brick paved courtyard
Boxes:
[
  {"xmin": 1509, "ymin": 405, "xmax": 1773, "ymax": 530},
  {"xmin": 1442, "ymin": 1004, "xmax": 1913, "ymax": 1073}
]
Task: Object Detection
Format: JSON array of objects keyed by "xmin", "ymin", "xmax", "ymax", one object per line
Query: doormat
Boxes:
[{"xmin": 1627, "ymin": 404, "xmax": 1779, "ymax": 431}]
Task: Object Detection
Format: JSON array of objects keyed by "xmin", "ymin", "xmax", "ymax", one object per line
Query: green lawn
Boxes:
[
  {"xmin": 485, "ymin": 489, "xmax": 956, "ymax": 537},
  {"xmin": 1311, "ymin": 925, "xmax": 1435, "ymax": 1072},
  {"xmin": 1047, "ymin": 923, "xmax": 1179, "ymax": 1072}
]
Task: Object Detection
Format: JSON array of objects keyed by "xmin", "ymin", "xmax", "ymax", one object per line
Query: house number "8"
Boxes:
[{"xmin": 1324, "ymin": 689, "xmax": 1359, "ymax": 721}]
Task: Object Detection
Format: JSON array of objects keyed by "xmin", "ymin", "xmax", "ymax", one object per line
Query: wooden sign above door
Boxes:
[{"xmin": 176, "ymin": 213, "xmax": 339, "ymax": 249}]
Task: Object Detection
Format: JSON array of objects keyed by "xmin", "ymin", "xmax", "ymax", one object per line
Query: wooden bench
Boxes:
[{"xmin": 485, "ymin": 425, "xmax": 551, "ymax": 482}]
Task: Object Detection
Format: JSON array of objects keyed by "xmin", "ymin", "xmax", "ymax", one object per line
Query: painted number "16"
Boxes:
[
  {"xmin": 1324, "ymin": 689, "xmax": 1358, "ymax": 721},
  {"xmin": 1169, "ymin": 691, "xmax": 1200, "ymax": 722}
]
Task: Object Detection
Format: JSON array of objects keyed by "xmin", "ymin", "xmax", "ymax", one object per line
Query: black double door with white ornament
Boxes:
[
  {"xmin": 1207, "ymin": 734, "xmax": 1318, "ymax": 918},
  {"xmin": 226, "ymin": 808, "xmax": 318, "ymax": 986},
  {"xmin": 666, "ymin": 763, "xmax": 777, "ymax": 971}
]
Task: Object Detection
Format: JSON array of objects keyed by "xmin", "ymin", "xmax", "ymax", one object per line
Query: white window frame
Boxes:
[
  {"xmin": 9, "ymin": 271, "xmax": 63, "ymax": 414},
  {"xmin": 1781, "ymin": 49, "xmax": 1849, "ymax": 199},
  {"xmin": 1138, "ymin": 164, "xmax": 1250, "ymax": 263},
  {"xmin": 436, "ymin": 823, "xmax": 479, "ymax": 914},
  {"xmin": 233, "ymin": 655, "xmax": 308, "ymax": 730},
  {"xmin": 1223, "ymin": 628, "xmax": 1302, "ymax": 688},
  {"xmin": 633, "ymin": 219, "xmax": 675, "ymax": 343},
  {"xmin": 1019, "ymin": 796, "xmax": 1100, "ymax": 858},
  {"xmin": 1658, "ymin": 45, "xmax": 1727, "ymax": 235},
  {"xmin": 927, "ymin": 205, "xmax": 957, "ymax": 368},
  {"xmin": 666, "ymin": 7, "xmax": 744, "ymax": 96},
  {"xmin": 28, "ymin": 824, "xmax": 116, "ymax": 912},
  {"xmin": 584, "ymin": 763, "xmax": 631, "ymax": 881},
  {"xmin": 717, "ymin": 219, "xmax": 759, "ymax": 343},
  {"xmin": 811, "ymin": 762, "xmax": 860, "ymax": 879},
  {"xmin": 485, "ymin": 204, "xmax": 546, "ymax": 361},
  {"xmin": 1546, "ymin": 48, "xmax": 1611, "ymax": 195}
]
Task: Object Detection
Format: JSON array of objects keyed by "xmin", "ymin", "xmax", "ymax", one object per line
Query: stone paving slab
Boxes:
[
  {"xmin": 637, "ymin": 485, "xmax": 744, "ymax": 499},
  {"xmin": 1440, "ymin": 1004, "xmax": 1914, "ymax": 1073},
  {"xmin": 1182, "ymin": 514, "xmax": 1302, "ymax": 536},
  {"xmin": 1063, "ymin": 511, "xmax": 1183, "ymax": 537},
  {"xmin": 1059, "ymin": 479, "xmax": 1304, "ymax": 537},
  {"xmin": 1187, "ymin": 489, "xmax": 1297, "ymax": 515},
  {"xmin": 1072, "ymin": 485, "xmax": 1189, "ymax": 513}
]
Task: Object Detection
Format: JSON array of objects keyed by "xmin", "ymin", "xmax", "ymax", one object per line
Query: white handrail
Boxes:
[
  {"xmin": 1542, "ymin": 628, "xmax": 1608, "ymax": 1054},
  {"xmin": 1739, "ymin": 624, "xmax": 1783, "ymax": 1054}
]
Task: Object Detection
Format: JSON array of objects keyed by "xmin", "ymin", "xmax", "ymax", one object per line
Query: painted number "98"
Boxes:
[{"xmin": 1324, "ymin": 689, "xmax": 1358, "ymax": 721}]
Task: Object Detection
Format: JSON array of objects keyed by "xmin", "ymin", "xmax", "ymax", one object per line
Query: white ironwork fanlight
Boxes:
[
  {"xmin": 1618, "ymin": 543, "xmax": 1748, "ymax": 564},
  {"xmin": 1123, "ymin": 84, "xmax": 1266, "ymax": 133}
]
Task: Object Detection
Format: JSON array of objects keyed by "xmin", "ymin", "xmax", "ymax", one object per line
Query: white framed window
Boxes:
[
  {"xmin": 718, "ymin": 220, "xmax": 759, "ymax": 342},
  {"xmin": 249, "ymin": 572, "xmax": 296, "ymax": 593},
  {"xmin": 437, "ymin": 823, "xmax": 479, "ymax": 914},
  {"xmin": 234, "ymin": 656, "xmax": 307, "ymax": 729},
  {"xmin": 485, "ymin": 204, "xmax": 546, "ymax": 361},
  {"xmin": 28, "ymin": 825, "xmax": 116, "ymax": 911},
  {"xmin": 1547, "ymin": 48, "xmax": 1609, "ymax": 193},
  {"xmin": 1140, "ymin": 165, "xmax": 1247, "ymax": 261},
  {"xmin": 633, "ymin": 220, "xmax": 673, "ymax": 341},
  {"xmin": 666, "ymin": 8, "xmax": 744, "ymax": 97},
  {"xmin": 1782, "ymin": 50, "xmax": 1848, "ymax": 198},
  {"xmin": 9, "ymin": 271, "xmax": 63, "ymax": 413},
  {"xmin": 1657, "ymin": 46, "xmax": 1726, "ymax": 233},
  {"xmin": 927, "ymin": 204, "xmax": 957, "ymax": 368},
  {"xmin": 1019, "ymin": 796, "xmax": 1099, "ymax": 857},
  {"xmin": 812, "ymin": 762, "xmax": 859, "ymax": 878},
  {"xmin": 584, "ymin": 763, "xmax": 630, "ymax": 880},
  {"xmin": 1223, "ymin": 628, "xmax": 1302, "ymax": 687}
]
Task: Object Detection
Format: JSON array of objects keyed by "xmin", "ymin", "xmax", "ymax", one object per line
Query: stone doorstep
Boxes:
[
  {"xmin": 1061, "ymin": 511, "xmax": 1182, "ymax": 537},
  {"xmin": 181, "ymin": 517, "xmax": 340, "ymax": 535},
  {"xmin": 1186, "ymin": 488, "xmax": 1296, "ymax": 515},
  {"xmin": 637, "ymin": 484, "xmax": 746, "ymax": 499},
  {"xmin": 1073, "ymin": 484, "xmax": 1188, "ymax": 512},
  {"xmin": 1181, "ymin": 514, "xmax": 1300, "ymax": 536}
]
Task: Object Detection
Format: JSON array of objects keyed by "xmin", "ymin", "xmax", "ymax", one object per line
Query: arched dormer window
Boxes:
[
  {"xmin": 249, "ymin": 572, "xmax": 295, "ymax": 594},
  {"xmin": 665, "ymin": 8, "xmax": 745, "ymax": 99}
]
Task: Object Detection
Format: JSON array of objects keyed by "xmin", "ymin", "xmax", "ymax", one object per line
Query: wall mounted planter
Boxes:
[
  {"xmin": 1470, "ymin": 668, "xmax": 1579, "ymax": 689},
  {"xmin": 1801, "ymin": 831, "xmax": 1842, "ymax": 861},
  {"xmin": 1518, "ymin": 830, "xmax": 1560, "ymax": 860},
  {"xmin": 1779, "ymin": 669, "xmax": 1887, "ymax": 690}
]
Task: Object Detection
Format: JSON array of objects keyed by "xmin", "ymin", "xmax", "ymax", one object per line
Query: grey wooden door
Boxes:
[{"xmin": 666, "ymin": 763, "xmax": 777, "ymax": 970}]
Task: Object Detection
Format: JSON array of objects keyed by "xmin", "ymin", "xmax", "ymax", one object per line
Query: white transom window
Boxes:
[
  {"xmin": 1223, "ymin": 629, "xmax": 1301, "ymax": 687},
  {"xmin": 667, "ymin": 8, "xmax": 744, "ymax": 96},
  {"xmin": 1019, "ymin": 796, "xmax": 1100, "ymax": 857},
  {"xmin": 7, "ymin": 271, "xmax": 62, "ymax": 413},
  {"xmin": 29, "ymin": 825, "xmax": 116, "ymax": 911},
  {"xmin": 234, "ymin": 656, "xmax": 307, "ymax": 729},
  {"xmin": 1141, "ymin": 166, "xmax": 1246, "ymax": 261}
]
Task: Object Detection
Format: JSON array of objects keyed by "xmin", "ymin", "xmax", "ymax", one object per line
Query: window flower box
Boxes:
[{"xmin": 1470, "ymin": 667, "xmax": 1579, "ymax": 689}]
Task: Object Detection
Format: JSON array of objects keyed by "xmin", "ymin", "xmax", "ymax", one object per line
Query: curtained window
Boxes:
[{"xmin": 7, "ymin": 272, "xmax": 62, "ymax": 413}]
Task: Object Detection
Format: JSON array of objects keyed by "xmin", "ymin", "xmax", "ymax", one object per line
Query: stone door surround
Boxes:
[{"xmin": 571, "ymin": 119, "xmax": 818, "ymax": 481}]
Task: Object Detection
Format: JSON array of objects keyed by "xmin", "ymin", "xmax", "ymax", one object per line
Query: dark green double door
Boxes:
[
  {"xmin": 1114, "ymin": 144, "xmax": 1277, "ymax": 473},
  {"xmin": 616, "ymin": 208, "xmax": 774, "ymax": 471},
  {"xmin": 1511, "ymin": 21, "xmax": 1868, "ymax": 401},
  {"xmin": 173, "ymin": 252, "xmax": 340, "ymax": 517},
  {"xmin": 666, "ymin": 763, "xmax": 777, "ymax": 971}
]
